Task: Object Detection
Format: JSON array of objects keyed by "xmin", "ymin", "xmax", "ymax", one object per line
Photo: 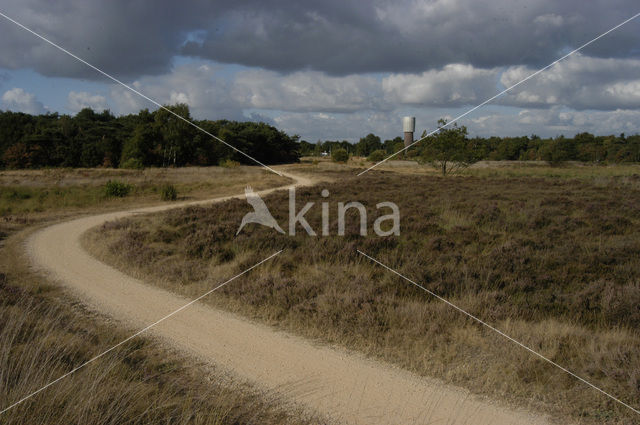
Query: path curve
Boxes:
[{"xmin": 27, "ymin": 170, "xmax": 550, "ymax": 425}]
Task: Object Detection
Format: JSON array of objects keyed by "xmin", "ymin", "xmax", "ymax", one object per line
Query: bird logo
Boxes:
[{"xmin": 236, "ymin": 186, "xmax": 285, "ymax": 235}]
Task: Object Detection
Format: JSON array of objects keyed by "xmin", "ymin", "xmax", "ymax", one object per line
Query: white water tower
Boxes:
[{"xmin": 402, "ymin": 116, "xmax": 415, "ymax": 148}]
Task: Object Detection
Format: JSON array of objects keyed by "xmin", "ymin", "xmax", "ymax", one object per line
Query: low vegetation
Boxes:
[
  {"xmin": 0, "ymin": 166, "xmax": 289, "ymax": 217},
  {"xmin": 331, "ymin": 148, "xmax": 348, "ymax": 163},
  {"xmin": 88, "ymin": 165, "xmax": 640, "ymax": 424},
  {"xmin": 160, "ymin": 184, "xmax": 178, "ymax": 201},
  {"xmin": 366, "ymin": 149, "xmax": 386, "ymax": 162},
  {"xmin": 0, "ymin": 166, "xmax": 310, "ymax": 424},
  {"xmin": 104, "ymin": 180, "xmax": 132, "ymax": 197}
]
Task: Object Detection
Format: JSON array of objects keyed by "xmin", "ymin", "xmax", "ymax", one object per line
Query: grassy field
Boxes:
[
  {"xmin": 302, "ymin": 155, "xmax": 640, "ymax": 179},
  {"xmin": 86, "ymin": 162, "xmax": 640, "ymax": 424},
  {"xmin": 0, "ymin": 166, "xmax": 315, "ymax": 425},
  {"xmin": 0, "ymin": 166, "xmax": 288, "ymax": 218}
]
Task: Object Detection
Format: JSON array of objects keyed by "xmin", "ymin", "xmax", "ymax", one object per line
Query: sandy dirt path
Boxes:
[{"xmin": 27, "ymin": 170, "xmax": 550, "ymax": 425}]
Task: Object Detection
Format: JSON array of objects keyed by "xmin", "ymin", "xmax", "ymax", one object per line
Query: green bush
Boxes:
[
  {"xmin": 104, "ymin": 180, "xmax": 132, "ymax": 197},
  {"xmin": 2, "ymin": 188, "xmax": 32, "ymax": 200},
  {"xmin": 367, "ymin": 149, "xmax": 386, "ymax": 162},
  {"xmin": 160, "ymin": 184, "xmax": 178, "ymax": 201},
  {"xmin": 120, "ymin": 157, "xmax": 144, "ymax": 169},
  {"xmin": 331, "ymin": 148, "xmax": 349, "ymax": 163}
]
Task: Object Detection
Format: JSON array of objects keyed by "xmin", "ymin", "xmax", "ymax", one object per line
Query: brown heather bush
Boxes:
[{"xmin": 89, "ymin": 170, "xmax": 640, "ymax": 424}]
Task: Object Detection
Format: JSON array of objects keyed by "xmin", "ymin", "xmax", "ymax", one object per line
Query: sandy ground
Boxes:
[{"xmin": 27, "ymin": 169, "xmax": 551, "ymax": 425}]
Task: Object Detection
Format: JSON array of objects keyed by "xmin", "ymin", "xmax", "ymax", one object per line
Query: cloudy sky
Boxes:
[{"xmin": 0, "ymin": 0, "xmax": 639, "ymax": 142}]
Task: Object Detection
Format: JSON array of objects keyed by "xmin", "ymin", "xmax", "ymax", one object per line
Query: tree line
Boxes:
[
  {"xmin": 0, "ymin": 104, "xmax": 300, "ymax": 169},
  {"xmin": 2, "ymin": 107, "xmax": 639, "ymax": 171},
  {"xmin": 301, "ymin": 125, "xmax": 640, "ymax": 165}
]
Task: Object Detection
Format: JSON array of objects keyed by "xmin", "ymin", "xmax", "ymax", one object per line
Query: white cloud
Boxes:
[
  {"xmin": 499, "ymin": 54, "xmax": 640, "ymax": 110},
  {"xmin": 169, "ymin": 91, "xmax": 190, "ymax": 104},
  {"xmin": 382, "ymin": 64, "xmax": 498, "ymax": 106},
  {"xmin": 110, "ymin": 81, "xmax": 148, "ymax": 115},
  {"xmin": 231, "ymin": 70, "xmax": 387, "ymax": 112},
  {"xmin": 1, "ymin": 88, "xmax": 46, "ymax": 114},
  {"xmin": 98, "ymin": 54, "xmax": 640, "ymax": 143},
  {"xmin": 463, "ymin": 107, "xmax": 640, "ymax": 137},
  {"xmin": 1, "ymin": 0, "xmax": 638, "ymax": 79},
  {"xmin": 272, "ymin": 110, "xmax": 401, "ymax": 142},
  {"xmin": 67, "ymin": 91, "xmax": 109, "ymax": 112},
  {"xmin": 109, "ymin": 63, "xmax": 243, "ymax": 119},
  {"xmin": 108, "ymin": 63, "xmax": 386, "ymax": 118}
]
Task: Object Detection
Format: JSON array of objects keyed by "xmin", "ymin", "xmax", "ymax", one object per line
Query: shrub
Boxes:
[
  {"xmin": 2, "ymin": 188, "xmax": 32, "ymax": 200},
  {"xmin": 104, "ymin": 180, "xmax": 132, "ymax": 197},
  {"xmin": 120, "ymin": 157, "xmax": 144, "ymax": 169},
  {"xmin": 331, "ymin": 148, "xmax": 349, "ymax": 163},
  {"xmin": 160, "ymin": 184, "xmax": 178, "ymax": 201},
  {"xmin": 420, "ymin": 119, "xmax": 480, "ymax": 175},
  {"xmin": 220, "ymin": 159, "xmax": 240, "ymax": 168},
  {"xmin": 367, "ymin": 149, "xmax": 386, "ymax": 162}
]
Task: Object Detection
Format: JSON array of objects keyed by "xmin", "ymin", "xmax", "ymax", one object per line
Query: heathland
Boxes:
[{"xmin": 85, "ymin": 162, "xmax": 640, "ymax": 425}]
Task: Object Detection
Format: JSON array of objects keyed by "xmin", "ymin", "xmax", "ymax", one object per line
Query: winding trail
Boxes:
[{"xmin": 27, "ymin": 170, "xmax": 550, "ymax": 425}]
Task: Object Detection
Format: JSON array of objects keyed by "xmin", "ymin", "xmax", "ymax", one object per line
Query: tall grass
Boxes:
[{"xmin": 0, "ymin": 279, "xmax": 316, "ymax": 425}]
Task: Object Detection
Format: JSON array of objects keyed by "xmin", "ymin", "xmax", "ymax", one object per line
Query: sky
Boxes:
[{"xmin": 0, "ymin": 0, "xmax": 639, "ymax": 142}]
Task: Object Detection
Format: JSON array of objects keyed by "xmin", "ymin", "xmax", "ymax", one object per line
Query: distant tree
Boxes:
[
  {"xmin": 313, "ymin": 141, "xmax": 325, "ymax": 156},
  {"xmin": 383, "ymin": 137, "xmax": 403, "ymax": 154},
  {"xmin": 332, "ymin": 148, "xmax": 349, "ymax": 163},
  {"xmin": 298, "ymin": 140, "xmax": 315, "ymax": 156},
  {"xmin": 121, "ymin": 124, "xmax": 160, "ymax": 167},
  {"xmin": 539, "ymin": 136, "xmax": 576, "ymax": 165},
  {"xmin": 574, "ymin": 132, "xmax": 597, "ymax": 162},
  {"xmin": 2, "ymin": 135, "xmax": 51, "ymax": 169},
  {"xmin": 603, "ymin": 134, "xmax": 626, "ymax": 163},
  {"xmin": 367, "ymin": 149, "xmax": 386, "ymax": 162},
  {"xmin": 420, "ymin": 119, "xmax": 480, "ymax": 175},
  {"xmin": 2, "ymin": 142, "xmax": 30, "ymax": 168},
  {"xmin": 154, "ymin": 104, "xmax": 196, "ymax": 166},
  {"xmin": 217, "ymin": 121, "xmax": 299, "ymax": 165},
  {"xmin": 489, "ymin": 136, "xmax": 529, "ymax": 160},
  {"xmin": 355, "ymin": 133, "xmax": 382, "ymax": 156},
  {"xmin": 4, "ymin": 105, "xmax": 640, "ymax": 170},
  {"xmin": 625, "ymin": 135, "xmax": 640, "ymax": 162}
]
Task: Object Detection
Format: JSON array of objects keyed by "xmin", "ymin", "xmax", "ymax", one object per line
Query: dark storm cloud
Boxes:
[
  {"xmin": 0, "ymin": 0, "xmax": 203, "ymax": 79},
  {"xmin": 180, "ymin": 0, "xmax": 640, "ymax": 75},
  {"xmin": 0, "ymin": 0, "xmax": 638, "ymax": 79}
]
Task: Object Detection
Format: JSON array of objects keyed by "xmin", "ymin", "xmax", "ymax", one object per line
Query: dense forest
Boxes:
[
  {"xmin": 1, "ymin": 106, "xmax": 639, "ymax": 169},
  {"xmin": 0, "ymin": 104, "xmax": 300, "ymax": 169},
  {"xmin": 301, "ymin": 130, "xmax": 640, "ymax": 164}
]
